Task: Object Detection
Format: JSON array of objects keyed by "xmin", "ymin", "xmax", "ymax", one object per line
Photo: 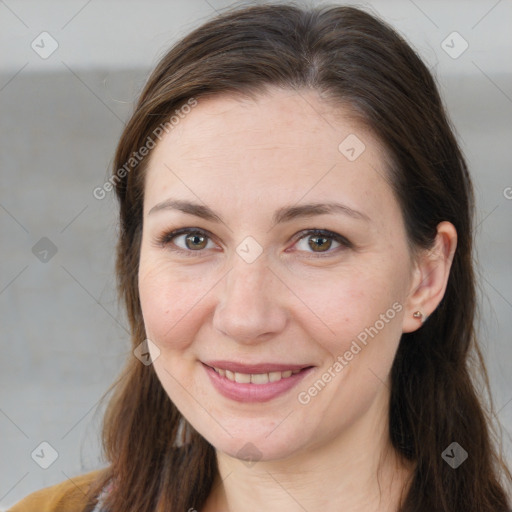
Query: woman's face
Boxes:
[{"xmin": 138, "ymin": 87, "xmax": 417, "ymax": 462}]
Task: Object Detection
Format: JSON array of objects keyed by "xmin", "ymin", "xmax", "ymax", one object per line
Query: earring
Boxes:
[{"xmin": 413, "ymin": 311, "xmax": 423, "ymax": 320}]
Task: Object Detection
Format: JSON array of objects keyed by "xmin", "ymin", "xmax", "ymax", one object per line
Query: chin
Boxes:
[
  {"xmin": 192, "ymin": 414, "xmax": 312, "ymax": 463},
  {"xmin": 215, "ymin": 435, "xmax": 303, "ymax": 464}
]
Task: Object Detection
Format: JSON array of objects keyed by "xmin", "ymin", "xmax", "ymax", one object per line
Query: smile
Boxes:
[
  {"xmin": 202, "ymin": 361, "xmax": 314, "ymax": 403},
  {"xmin": 211, "ymin": 366, "xmax": 301, "ymax": 384}
]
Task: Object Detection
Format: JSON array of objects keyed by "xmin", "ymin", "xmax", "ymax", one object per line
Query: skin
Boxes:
[{"xmin": 138, "ymin": 87, "xmax": 457, "ymax": 512}]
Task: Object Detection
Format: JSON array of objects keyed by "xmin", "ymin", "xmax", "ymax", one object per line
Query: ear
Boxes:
[{"xmin": 402, "ymin": 221, "xmax": 457, "ymax": 333}]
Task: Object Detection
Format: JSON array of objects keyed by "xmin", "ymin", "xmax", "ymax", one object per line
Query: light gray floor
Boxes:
[{"xmin": 0, "ymin": 66, "xmax": 511, "ymax": 509}]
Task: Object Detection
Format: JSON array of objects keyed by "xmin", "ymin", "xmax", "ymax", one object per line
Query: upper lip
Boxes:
[{"xmin": 203, "ymin": 360, "xmax": 313, "ymax": 374}]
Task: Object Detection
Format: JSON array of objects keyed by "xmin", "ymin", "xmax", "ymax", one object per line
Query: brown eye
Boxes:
[
  {"xmin": 294, "ymin": 229, "xmax": 352, "ymax": 257},
  {"xmin": 308, "ymin": 234, "xmax": 334, "ymax": 252},
  {"xmin": 184, "ymin": 232, "xmax": 209, "ymax": 250},
  {"xmin": 156, "ymin": 228, "xmax": 216, "ymax": 255}
]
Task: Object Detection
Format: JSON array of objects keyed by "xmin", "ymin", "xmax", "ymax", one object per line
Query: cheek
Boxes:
[
  {"xmin": 292, "ymin": 265, "xmax": 406, "ymax": 422},
  {"xmin": 292, "ymin": 260, "xmax": 405, "ymax": 353},
  {"xmin": 138, "ymin": 256, "xmax": 211, "ymax": 351}
]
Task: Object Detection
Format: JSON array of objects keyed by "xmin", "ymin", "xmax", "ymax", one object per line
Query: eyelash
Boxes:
[{"xmin": 154, "ymin": 227, "xmax": 352, "ymax": 259}]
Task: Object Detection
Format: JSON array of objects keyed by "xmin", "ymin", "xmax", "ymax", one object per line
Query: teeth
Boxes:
[
  {"xmin": 213, "ymin": 366, "xmax": 302, "ymax": 384},
  {"xmin": 235, "ymin": 372, "xmax": 251, "ymax": 384},
  {"xmin": 268, "ymin": 371, "xmax": 282, "ymax": 382},
  {"xmin": 251, "ymin": 373, "xmax": 269, "ymax": 384}
]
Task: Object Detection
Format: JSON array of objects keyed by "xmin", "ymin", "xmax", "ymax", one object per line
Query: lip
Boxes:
[
  {"xmin": 202, "ymin": 361, "xmax": 314, "ymax": 403},
  {"xmin": 203, "ymin": 360, "xmax": 310, "ymax": 374}
]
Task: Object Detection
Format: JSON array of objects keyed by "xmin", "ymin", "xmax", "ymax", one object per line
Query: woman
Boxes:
[{"xmin": 9, "ymin": 3, "xmax": 511, "ymax": 511}]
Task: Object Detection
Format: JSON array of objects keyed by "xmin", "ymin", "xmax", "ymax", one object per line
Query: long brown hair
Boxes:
[{"xmin": 84, "ymin": 3, "xmax": 511, "ymax": 511}]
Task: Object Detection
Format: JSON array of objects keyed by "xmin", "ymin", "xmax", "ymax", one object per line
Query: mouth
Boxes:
[
  {"xmin": 210, "ymin": 365, "xmax": 302, "ymax": 384},
  {"xmin": 202, "ymin": 360, "xmax": 314, "ymax": 402}
]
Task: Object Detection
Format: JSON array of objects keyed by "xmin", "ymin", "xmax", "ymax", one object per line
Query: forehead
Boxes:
[
  {"xmin": 143, "ymin": 87, "xmax": 395, "ymax": 223},
  {"xmin": 150, "ymin": 88, "xmax": 375, "ymax": 160}
]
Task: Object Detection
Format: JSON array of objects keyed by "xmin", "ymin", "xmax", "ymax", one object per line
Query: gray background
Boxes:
[{"xmin": 1, "ymin": 0, "xmax": 511, "ymax": 509}]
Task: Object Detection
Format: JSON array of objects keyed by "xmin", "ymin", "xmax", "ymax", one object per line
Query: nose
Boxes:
[{"xmin": 212, "ymin": 256, "xmax": 288, "ymax": 344}]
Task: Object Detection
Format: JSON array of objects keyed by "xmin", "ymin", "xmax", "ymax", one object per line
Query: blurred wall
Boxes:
[{"xmin": 1, "ymin": 0, "xmax": 511, "ymax": 509}]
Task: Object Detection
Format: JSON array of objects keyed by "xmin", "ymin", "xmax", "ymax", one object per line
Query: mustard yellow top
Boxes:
[{"xmin": 7, "ymin": 469, "xmax": 106, "ymax": 512}]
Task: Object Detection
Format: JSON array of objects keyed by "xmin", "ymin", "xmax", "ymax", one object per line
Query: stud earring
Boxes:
[{"xmin": 413, "ymin": 311, "xmax": 423, "ymax": 320}]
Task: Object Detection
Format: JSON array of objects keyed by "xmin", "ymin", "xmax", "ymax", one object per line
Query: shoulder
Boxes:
[{"xmin": 7, "ymin": 468, "xmax": 108, "ymax": 512}]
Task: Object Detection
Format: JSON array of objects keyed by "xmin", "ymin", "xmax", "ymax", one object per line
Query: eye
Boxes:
[
  {"xmin": 155, "ymin": 228, "xmax": 217, "ymax": 256},
  {"xmin": 154, "ymin": 227, "xmax": 352, "ymax": 258},
  {"xmin": 292, "ymin": 229, "xmax": 352, "ymax": 257}
]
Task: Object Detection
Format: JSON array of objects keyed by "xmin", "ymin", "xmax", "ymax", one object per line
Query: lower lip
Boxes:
[{"xmin": 203, "ymin": 363, "xmax": 313, "ymax": 403}]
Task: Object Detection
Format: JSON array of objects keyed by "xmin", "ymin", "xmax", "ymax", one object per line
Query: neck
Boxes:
[{"xmin": 202, "ymin": 389, "xmax": 414, "ymax": 512}]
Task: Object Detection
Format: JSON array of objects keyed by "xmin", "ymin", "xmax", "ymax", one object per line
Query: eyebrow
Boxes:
[{"xmin": 148, "ymin": 198, "xmax": 370, "ymax": 225}]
